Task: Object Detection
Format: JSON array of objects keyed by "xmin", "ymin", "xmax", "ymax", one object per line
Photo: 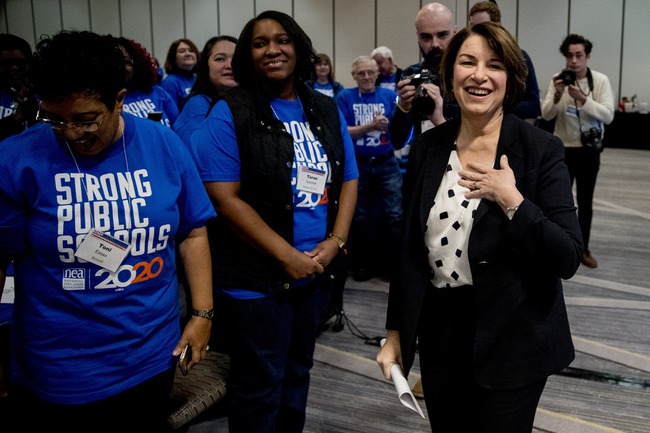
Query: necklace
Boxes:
[
  {"xmin": 64, "ymin": 120, "xmax": 131, "ymax": 230},
  {"xmin": 270, "ymin": 91, "xmax": 305, "ymax": 121}
]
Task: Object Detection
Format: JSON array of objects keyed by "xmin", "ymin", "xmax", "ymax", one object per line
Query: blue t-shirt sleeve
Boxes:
[
  {"xmin": 160, "ymin": 87, "xmax": 180, "ymax": 125},
  {"xmin": 335, "ymin": 91, "xmax": 354, "ymax": 127},
  {"xmin": 160, "ymin": 77, "xmax": 176, "ymax": 99},
  {"xmin": 161, "ymin": 75, "xmax": 185, "ymax": 107},
  {"xmin": 0, "ymin": 132, "xmax": 34, "ymax": 255},
  {"xmin": 189, "ymin": 100, "xmax": 240, "ymax": 182},
  {"xmin": 157, "ymin": 127, "xmax": 216, "ymax": 238},
  {"xmin": 173, "ymin": 95, "xmax": 210, "ymax": 147},
  {"xmin": 339, "ymin": 109, "xmax": 359, "ymax": 182}
]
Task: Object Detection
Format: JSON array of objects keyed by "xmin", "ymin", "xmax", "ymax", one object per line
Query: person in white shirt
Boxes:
[{"xmin": 541, "ymin": 33, "xmax": 614, "ymax": 269}]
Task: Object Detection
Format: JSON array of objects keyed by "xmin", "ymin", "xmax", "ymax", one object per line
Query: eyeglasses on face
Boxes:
[
  {"xmin": 36, "ymin": 108, "xmax": 104, "ymax": 132},
  {"xmin": 353, "ymin": 69, "xmax": 378, "ymax": 78}
]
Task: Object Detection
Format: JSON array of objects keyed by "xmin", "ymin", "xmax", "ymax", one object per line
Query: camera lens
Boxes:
[
  {"xmin": 560, "ymin": 69, "xmax": 576, "ymax": 85},
  {"xmin": 412, "ymin": 86, "xmax": 435, "ymax": 116}
]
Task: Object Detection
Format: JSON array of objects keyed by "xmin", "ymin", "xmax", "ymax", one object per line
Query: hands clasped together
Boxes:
[{"xmin": 281, "ymin": 237, "xmax": 341, "ymax": 281}]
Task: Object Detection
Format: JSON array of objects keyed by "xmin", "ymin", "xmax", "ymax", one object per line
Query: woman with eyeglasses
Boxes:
[
  {"xmin": 0, "ymin": 30, "xmax": 216, "ymax": 432},
  {"xmin": 161, "ymin": 38, "xmax": 199, "ymax": 110},
  {"xmin": 117, "ymin": 37, "xmax": 179, "ymax": 128}
]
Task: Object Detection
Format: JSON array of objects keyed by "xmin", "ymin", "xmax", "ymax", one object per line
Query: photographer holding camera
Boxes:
[
  {"xmin": 541, "ymin": 33, "xmax": 614, "ymax": 268},
  {"xmin": 390, "ymin": 3, "xmax": 460, "ymax": 150}
]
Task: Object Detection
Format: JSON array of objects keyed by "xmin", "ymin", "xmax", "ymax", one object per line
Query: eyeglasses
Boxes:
[
  {"xmin": 353, "ymin": 70, "xmax": 377, "ymax": 78},
  {"xmin": 36, "ymin": 108, "xmax": 104, "ymax": 132},
  {"xmin": 124, "ymin": 59, "xmax": 134, "ymax": 66}
]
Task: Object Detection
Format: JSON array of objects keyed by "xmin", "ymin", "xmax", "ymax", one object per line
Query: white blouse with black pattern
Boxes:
[{"xmin": 424, "ymin": 150, "xmax": 481, "ymax": 289}]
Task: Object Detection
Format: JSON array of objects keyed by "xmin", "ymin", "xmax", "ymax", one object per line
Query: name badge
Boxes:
[
  {"xmin": 566, "ymin": 105, "xmax": 578, "ymax": 118},
  {"xmin": 74, "ymin": 229, "xmax": 132, "ymax": 273},
  {"xmin": 296, "ymin": 165, "xmax": 327, "ymax": 195}
]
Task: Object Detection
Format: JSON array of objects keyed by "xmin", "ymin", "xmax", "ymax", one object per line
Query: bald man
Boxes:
[{"xmin": 390, "ymin": 3, "xmax": 459, "ymax": 149}]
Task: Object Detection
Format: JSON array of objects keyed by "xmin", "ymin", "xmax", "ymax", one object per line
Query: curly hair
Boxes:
[
  {"xmin": 117, "ymin": 37, "xmax": 157, "ymax": 92},
  {"xmin": 560, "ymin": 34, "xmax": 593, "ymax": 56},
  {"xmin": 232, "ymin": 10, "xmax": 317, "ymax": 89},
  {"xmin": 0, "ymin": 33, "xmax": 32, "ymax": 58},
  {"xmin": 164, "ymin": 38, "xmax": 199, "ymax": 74},
  {"xmin": 439, "ymin": 21, "xmax": 527, "ymax": 113},
  {"xmin": 190, "ymin": 35, "xmax": 238, "ymax": 99},
  {"xmin": 31, "ymin": 30, "xmax": 126, "ymax": 110}
]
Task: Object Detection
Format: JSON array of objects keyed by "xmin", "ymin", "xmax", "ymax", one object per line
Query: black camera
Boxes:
[
  {"xmin": 580, "ymin": 127, "xmax": 603, "ymax": 150},
  {"xmin": 559, "ymin": 68, "xmax": 576, "ymax": 85},
  {"xmin": 406, "ymin": 68, "xmax": 440, "ymax": 116}
]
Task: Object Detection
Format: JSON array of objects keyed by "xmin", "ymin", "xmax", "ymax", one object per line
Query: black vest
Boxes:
[{"xmin": 210, "ymin": 84, "xmax": 346, "ymax": 294}]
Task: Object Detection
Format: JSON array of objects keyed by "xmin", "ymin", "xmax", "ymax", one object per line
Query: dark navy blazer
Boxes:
[{"xmin": 386, "ymin": 114, "xmax": 583, "ymax": 389}]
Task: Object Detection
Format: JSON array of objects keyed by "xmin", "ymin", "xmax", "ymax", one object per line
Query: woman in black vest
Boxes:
[{"xmin": 190, "ymin": 10, "xmax": 358, "ymax": 433}]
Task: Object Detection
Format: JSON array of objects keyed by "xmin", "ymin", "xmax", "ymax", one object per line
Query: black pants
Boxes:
[
  {"xmin": 418, "ymin": 286, "xmax": 547, "ymax": 433},
  {"xmin": 6, "ymin": 367, "xmax": 175, "ymax": 433},
  {"xmin": 564, "ymin": 146, "xmax": 601, "ymax": 250}
]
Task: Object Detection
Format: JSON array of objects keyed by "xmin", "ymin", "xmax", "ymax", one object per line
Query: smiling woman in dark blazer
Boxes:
[{"xmin": 376, "ymin": 22, "xmax": 583, "ymax": 433}]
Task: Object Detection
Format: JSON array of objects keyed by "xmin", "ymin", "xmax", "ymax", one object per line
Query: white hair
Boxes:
[{"xmin": 370, "ymin": 46, "xmax": 393, "ymax": 60}]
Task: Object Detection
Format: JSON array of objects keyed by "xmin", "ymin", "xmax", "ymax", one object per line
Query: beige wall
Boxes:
[{"xmin": 1, "ymin": 0, "xmax": 648, "ymax": 104}]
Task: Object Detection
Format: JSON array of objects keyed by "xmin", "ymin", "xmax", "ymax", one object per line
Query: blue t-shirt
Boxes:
[
  {"xmin": 336, "ymin": 87, "xmax": 397, "ymax": 158},
  {"xmin": 312, "ymin": 82, "xmax": 335, "ymax": 98},
  {"xmin": 378, "ymin": 72, "xmax": 399, "ymax": 92},
  {"xmin": 190, "ymin": 97, "xmax": 358, "ymax": 298},
  {"xmin": 0, "ymin": 262, "xmax": 13, "ymax": 325},
  {"xmin": 173, "ymin": 94, "xmax": 211, "ymax": 147},
  {"xmin": 0, "ymin": 114, "xmax": 216, "ymax": 404},
  {"xmin": 123, "ymin": 85, "xmax": 179, "ymax": 128},
  {"xmin": 0, "ymin": 90, "xmax": 17, "ymax": 119},
  {"xmin": 161, "ymin": 73, "xmax": 196, "ymax": 109}
]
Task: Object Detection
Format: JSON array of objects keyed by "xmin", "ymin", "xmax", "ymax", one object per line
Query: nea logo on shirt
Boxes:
[{"xmin": 62, "ymin": 268, "xmax": 86, "ymax": 291}]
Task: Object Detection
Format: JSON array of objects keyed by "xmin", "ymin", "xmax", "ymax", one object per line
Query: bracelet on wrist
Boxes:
[
  {"xmin": 396, "ymin": 101, "xmax": 410, "ymax": 113},
  {"xmin": 327, "ymin": 232, "xmax": 346, "ymax": 251}
]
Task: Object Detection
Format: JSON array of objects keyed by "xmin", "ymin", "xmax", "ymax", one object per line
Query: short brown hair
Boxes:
[
  {"xmin": 439, "ymin": 21, "xmax": 527, "ymax": 113},
  {"xmin": 164, "ymin": 38, "xmax": 199, "ymax": 74},
  {"xmin": 469, "ymin": 1, "xmax": 501, "ymax": 23},
  {"xmin": 314, "ymin": 53, "xmax": 336, "ymax": 82}
]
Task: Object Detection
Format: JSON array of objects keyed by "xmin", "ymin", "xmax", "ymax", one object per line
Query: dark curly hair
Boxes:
[
  {"xmin": 117, "ymin": 37, "xmax": 157, "ymax": 93},
  {"xmin": 232, "ymin": 10, "xmax": 317, "ymax": 89},
  {"xmin": 31, "ymin": 30, "xmax": 126, "ymax": 110},
  {"xmin": 440, "ymin": 21, "xmax": 527, "ymax": 113},
  {"xmin": 190, "ymin": 35, "xmax": 238, "ymax": 99},
  {"xmin": 0, "ymin": 33, "xmax": 32, "ymax": 58},
  {"xmin": 560, "ymin": 34, "xmax": 592, "ymax": 56}
]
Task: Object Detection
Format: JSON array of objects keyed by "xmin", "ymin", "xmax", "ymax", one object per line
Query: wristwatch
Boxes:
[
  {"xmin": 506, "ymin": 205, "xmax": 519, "ymax": 220},
  {"xmin": 192, "ymin": 308, "xmax": 214, "ymax": 320}
]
